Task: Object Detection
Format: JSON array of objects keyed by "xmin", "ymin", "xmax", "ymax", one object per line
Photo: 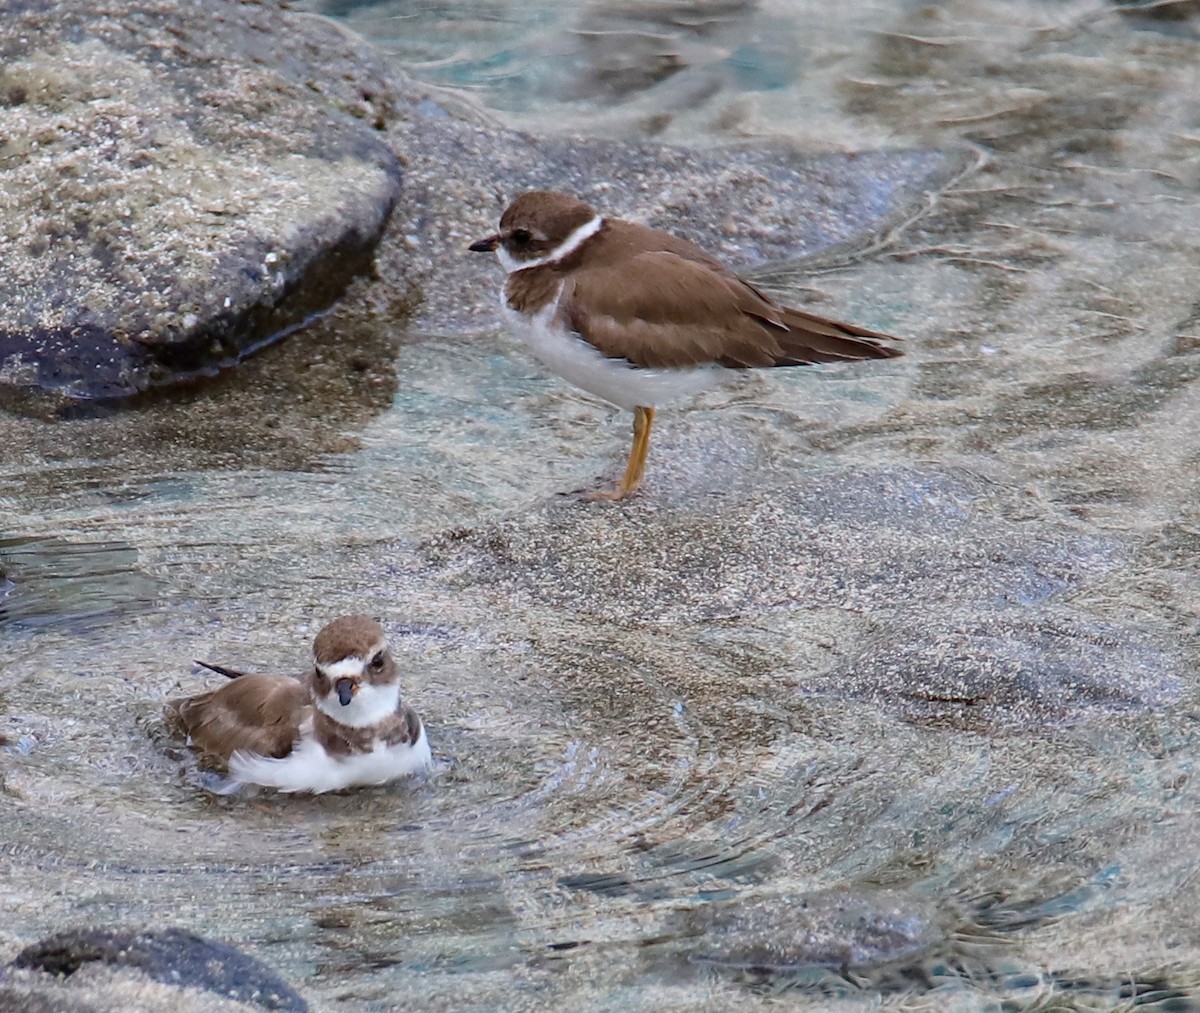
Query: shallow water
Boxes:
[{"xmin": 5, "ymin": 0, "xmax": 1200, "ymax": 1008}]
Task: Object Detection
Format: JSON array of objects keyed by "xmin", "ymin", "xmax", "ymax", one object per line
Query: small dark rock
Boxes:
[{"xmin": 10, "ymin": 927, "xmax": 307, "ymax": 1012}]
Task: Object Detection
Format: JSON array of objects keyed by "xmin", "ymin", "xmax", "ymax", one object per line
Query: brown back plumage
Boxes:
[
  {"xmin": 166, "ymin": 673, "xmax": 309, "ymax": 765},
  {"xmin": 165, "ymin": 615, "xmax": 406, "ymax": 769}
]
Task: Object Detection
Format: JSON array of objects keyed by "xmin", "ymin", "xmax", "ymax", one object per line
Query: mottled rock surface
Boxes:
[{"xmin": 0, "ymin": 0, "xmax": 402, "ymax": 399}]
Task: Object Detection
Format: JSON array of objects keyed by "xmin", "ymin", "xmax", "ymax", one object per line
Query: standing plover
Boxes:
[{"xmin": 470, "ymin": 189, "xmax": 901, "ymax": 499}]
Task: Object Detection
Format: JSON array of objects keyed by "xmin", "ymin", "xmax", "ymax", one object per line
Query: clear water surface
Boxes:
[{"xmin": 4, "ymin": 0, "xmax": 1200, "ymax": 1009}]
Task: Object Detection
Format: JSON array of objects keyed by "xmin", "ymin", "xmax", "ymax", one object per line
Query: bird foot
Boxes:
[
  {"xmin": 583, "ymin": 486, "xmax": 634, "ymax": 503},
  {"xmin": 555, "ymin": 478, "xmax": 638, "ymax": 502}
]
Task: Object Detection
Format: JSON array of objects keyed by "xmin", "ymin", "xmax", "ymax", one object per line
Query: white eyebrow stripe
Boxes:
[
  {"xmin": 315, "ymin": 640, "xmax": 388, "ymax": 680},
  {"xmin": 498, "ymin": 215, "xmax": 603, "ymax": 274},
  {"xmin": 319, "ymin": 657, "xmax": 365, "ymax": 680}
]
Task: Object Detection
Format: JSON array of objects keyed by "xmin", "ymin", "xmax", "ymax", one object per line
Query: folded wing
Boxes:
[
  {"xmin": 562, "ymin": 249, "xmax": 899, "ymax": 369},
  {"xmin": 166, "ymin": 673, "xmax": 309, "ymax": 765}
]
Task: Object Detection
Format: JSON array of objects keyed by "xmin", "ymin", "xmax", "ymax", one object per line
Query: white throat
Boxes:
[
  {"xmin": 498, "ymin": 215, "xmax": 603, "ymax": 274},
  {"xmin": 314, "ymin": 680, "xmax": 400, "ymax": 728}
]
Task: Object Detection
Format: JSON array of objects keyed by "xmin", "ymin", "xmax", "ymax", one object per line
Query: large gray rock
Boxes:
[{"xmin": 0, "ymin": 0, "xmax": 402, "ymax": 399}]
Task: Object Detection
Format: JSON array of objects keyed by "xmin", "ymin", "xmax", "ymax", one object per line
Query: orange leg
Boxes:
[{"xmin": 589, "ymin": 406, "xmax": 654, "ymax": 501}]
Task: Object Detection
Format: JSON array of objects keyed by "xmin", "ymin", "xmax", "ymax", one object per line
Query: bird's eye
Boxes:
[
  {"xmin": 369, "ymin": 652, "xmax": 385, "ymax": 670},
  {"xmin": 511, "ymin": 229, "xmax": 532, "ymax": 246}
]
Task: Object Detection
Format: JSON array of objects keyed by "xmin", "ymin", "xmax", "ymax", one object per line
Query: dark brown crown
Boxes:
[
  {"xmin": 498, "ymin": 190, "xmax": 598, "ymax": 258},
  {"xmin": 312, "ymin": 615, "xmax": 386, "ymax": 665}
]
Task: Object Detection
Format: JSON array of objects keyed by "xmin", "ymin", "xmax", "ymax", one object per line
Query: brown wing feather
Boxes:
[
  {"xmin": 767, "ymin": 307, "xmax": 902, "ymax": 366},
  {"xmin": 561, "ymin": 245, "xmax": 899, "ymax": 369},
  {"xmin": 166, "ymin": 673, "xmax": 309, "ymax": 765},
  {"xmin": 563, "ymin": 252, "xmax": 789, "ymax": 368}
]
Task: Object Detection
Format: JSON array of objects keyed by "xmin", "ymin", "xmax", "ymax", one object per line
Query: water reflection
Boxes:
[
  {"xmin": 0, "ymin": 535, "xmax": 157, "ymax": 632},
  {"xmin": 303, "ymin": 0, "xmax": 796, "ymax": 133}
]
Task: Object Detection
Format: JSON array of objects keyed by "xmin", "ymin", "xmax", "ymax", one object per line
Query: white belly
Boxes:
[
  {"xmin": 503, "ymin": 289, "xmax": 715, "ymax": 411},
  {"xmin": 224, "ymin": 723, "xmax": 432, "ymax": 794}
]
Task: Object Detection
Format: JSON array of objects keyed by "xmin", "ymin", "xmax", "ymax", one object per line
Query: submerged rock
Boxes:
[
  {"xmin": 0, "ymin": 535, "xmax": 157, "ymax": 632},
  {"xmin": 0, "ymin": 0, "xmax": 402, "ymax": 400},
  {"xmin": 416, "ymin": 465, "xmax": 1180, "ymax": 731},
  {"xmin": 690, "ymin": 888, "xmax": 944, "ymax": 973},
  {"xmin": 818, "ymin": 610, "xmax": 1181, "ymax": 731}
]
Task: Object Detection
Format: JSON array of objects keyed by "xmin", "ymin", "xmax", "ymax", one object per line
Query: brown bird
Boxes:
[
  {"xmin": 165, "ymin": 615, "xmax": 430, "ymax": 794},
  {"xmin": 469, "ymin": 189, "xmax": 902, "ymax": 500}
]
